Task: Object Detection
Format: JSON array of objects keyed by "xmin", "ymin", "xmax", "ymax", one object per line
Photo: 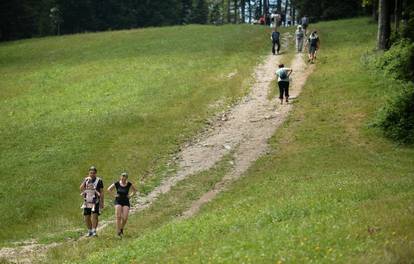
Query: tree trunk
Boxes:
[
  {"xmin": 284, "ymin": 0, "xmax": 288, "ymax": 24},
  {"xmin": 395, "ymin": 0, "xmax": 401, "ymax": 32},
  {"xmin": 241, "ymin": 0, "xmax": 245, "ymax": 23},
  {"xmin": 234, "ymin": 0, "xmax": 238, "ymax": 23},
  {"xmin": 259, "ymin": 0, "xmax": 262, "ymax": 16},
  {"xmin": 277, "ymin": 0, "xmax": 281, "ymax": 13},
  {"xmin": 377, "ymin": 0, "xmax": 391, "ymax": 50},
  {"xmin": 248, "ymin": 0, "xmax": 251, "ymax": 23},
  {"xmin": 373, "ymin": 0, "xmax": 379, "ymax": 21},
  {"xmin": 227, "ymin": 0, "xmax": 231, "ymax": 23}
]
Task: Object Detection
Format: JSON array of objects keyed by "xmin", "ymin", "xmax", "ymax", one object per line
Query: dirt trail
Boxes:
[
  {"xmin": 0, "ymin": 41, "xmax": 313, "ymax": 263},
  {"xmin": 181, "ymin": 52, "xmax": 313, "ymax": 218}
]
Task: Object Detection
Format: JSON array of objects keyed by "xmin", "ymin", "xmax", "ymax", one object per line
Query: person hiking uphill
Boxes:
[
  {"xmin": 306, "ymin": 31, "xmax": 320, "ymax": 63},
  {"xmin": 295, "ymin": 25, "xmax": 305, "ymax": 52},
  {"xmin": 271, "ymin": 29, "xmax": 281, "ymax": 55},
  {"xmin": 80, "ymin": 166, "xmax": 104, "ymax": 237},
  {"xmin": 276, "ymin": 64, "xmax": 293, "ymax": 104},
  {"xmin": 107, "ymin": 172, "xmax": 137, "ymax": 237}
]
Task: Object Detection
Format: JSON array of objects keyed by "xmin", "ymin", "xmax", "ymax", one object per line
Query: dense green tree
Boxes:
[
  {"xmin": 192, "ymin": 0, "xmax": 209, "ymax": 24},
  {"xmin": 181, "ymin": 0, "xmax": 193, "ymax": 24},
  {"xmin": 293, "ymin": 0, "xmax": 362, "ymax": 21}
]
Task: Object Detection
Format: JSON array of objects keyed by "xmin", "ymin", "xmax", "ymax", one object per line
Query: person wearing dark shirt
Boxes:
[
  {"xmin": 271, "ymin": 29, "xmax": 281, "ymax": 55},
  {"xmin": 305, "ymin": 31, "xmax": 320, "ymax": 63},
  {"xmin": 80, "ymin": 166, "xmax": 104, "ymax": 237},
  {"xmin": 107, "ymin": 172, "xmax": 137, "ymax": 237}
]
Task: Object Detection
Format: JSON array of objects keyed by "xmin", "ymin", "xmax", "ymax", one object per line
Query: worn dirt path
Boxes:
[
  {"xmin": 181, "ymin": 51, "xmax": 314, "ymax": 218},
  {"xmin": 0, "ymin": 42, "xmax": 314, "ymax": 263}
]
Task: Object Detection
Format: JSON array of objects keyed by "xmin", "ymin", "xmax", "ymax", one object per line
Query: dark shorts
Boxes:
[
  {"xmin": 83, "ymin": 203, "xmax": 100, "ymax": 215},
  {"xmin": 309, "ymin": 45, "xmax": 317, "ymax": 54},
  {"xmin": 114, "ymin": 198, "xmax": 130, "ymax": 207},
  {"xmin": 303, "ymin": 24, "xmax": 308, "ymax": 30}
]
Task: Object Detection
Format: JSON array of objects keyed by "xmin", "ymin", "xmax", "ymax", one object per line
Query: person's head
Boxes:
[
  {"xmin": 278, "ymin": 64, "xmax": 284, "ymax": 68},
  {"xmin": 88, "ymin": 166, "xmax": 97, "ymax": 178},
  {"xmin": 312, "ymin": 30, "xmax": 317, "ymax": 35},
  {"xmin": 297, "ymin": 25, "xmax": 302, "ymax": 30},
  {"xmin": 120, "ymin": 172, "xmax": 128, "ymax": 182}
]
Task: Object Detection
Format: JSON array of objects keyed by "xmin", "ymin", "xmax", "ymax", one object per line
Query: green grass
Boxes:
[
  {"xmin": 59, "ymin": 18, "xmax": 413, "ymax": 263},
  {"xmin": 0, "ymin": 24, "xmax": 274, "ymax": 243}
]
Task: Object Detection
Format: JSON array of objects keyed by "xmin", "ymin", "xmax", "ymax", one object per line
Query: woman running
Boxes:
[{"xmin": 107, "ymin": 172, "xmax": 137, "ymax": 237}]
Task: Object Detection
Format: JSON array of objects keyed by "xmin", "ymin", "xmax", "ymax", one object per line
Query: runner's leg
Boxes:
[
  {"xmin": 84, "ymin": 215, "xmax": 92, "ymax": 231},
  {"xmin": 115, "ymin": 205, "xmax": 122, "ymax": 235},
  {"xmin": 121, "ymin": 206, "xmax": 130, "ymax": 231}
]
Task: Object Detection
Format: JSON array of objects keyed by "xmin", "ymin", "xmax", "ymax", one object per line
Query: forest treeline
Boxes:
[{"xmin": 1, "ymin": 0, "xmax": 365, "ymax": 41}]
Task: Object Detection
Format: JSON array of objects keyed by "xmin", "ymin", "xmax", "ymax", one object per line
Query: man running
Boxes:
[{"xmin": 80, "ymin": 166, "xmax": 104, "ymax": 237}]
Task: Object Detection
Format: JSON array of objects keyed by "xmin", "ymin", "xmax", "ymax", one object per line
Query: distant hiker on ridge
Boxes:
[
  {"xmin": 107, "ymin": 172, "xmax": 137, "ymax": 238},
  {"xmin": 271, "ymin": 29, "xmax": 281, "ymax": 55},
  {"xmin": 276, "ymin": 64, "xmax": 293, "ymax": 104},
  {"xmin": 80, "ymin": 166, "xmax": 104, "ymax": 237}
]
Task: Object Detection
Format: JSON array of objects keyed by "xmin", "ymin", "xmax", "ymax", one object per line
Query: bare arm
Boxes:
[
  {"xmin": 128, "ymin": 183, "xmax": 138, "ymax": 199},
  {"xmin": 98, "ymin": 187, "xmax": 104, "ymax": 208},
  {"xmin": 107, "ymin": 183, "xmax": 116, "ymax": 198},
  {"xmin": 79, "ymin": 176, "xmax": 90, "ymax": 191}
]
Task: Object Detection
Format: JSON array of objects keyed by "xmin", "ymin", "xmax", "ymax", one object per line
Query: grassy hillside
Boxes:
[
  {"xmin": 0, "ymin": 24, "xmax": 270, "ymax": 243},
  {"xmin": 46, "ymin": 18, "xmax": 413, "ymax": 263}
]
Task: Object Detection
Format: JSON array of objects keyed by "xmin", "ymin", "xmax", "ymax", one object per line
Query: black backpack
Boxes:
[
  {"xmin": 310, "ymin": 36, "xmax": 318, "ymax": 46},
  {"xmin": 272, "ymin": 32, "xmax": 280, "ymax": 41},
  {"xmin": 279, "ymin": 69, "xmax": 287, "ymax": 79}
]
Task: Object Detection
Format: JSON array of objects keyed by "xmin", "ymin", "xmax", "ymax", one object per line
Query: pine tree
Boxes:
[{"xmin": 192, "ymin": 0, "xmax": 208, "ymax": 24}]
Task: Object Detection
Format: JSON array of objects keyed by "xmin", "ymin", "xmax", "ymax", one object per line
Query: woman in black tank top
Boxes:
[{"xmin": 107, "ymin": 172, "xmax": 137, "ymax": 237}]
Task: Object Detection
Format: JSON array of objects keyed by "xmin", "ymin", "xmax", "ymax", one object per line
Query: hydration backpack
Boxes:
[
  {"xmin": 272, "ymin": 31, "xmax": 280, "ymax": 41},
  {"xmin": 279, "ymin": 69, "xmax": 288, "ymax": 79},
  {"xmin": 309, "ymin": 35, "xmax": 318, "ymax": 46}
]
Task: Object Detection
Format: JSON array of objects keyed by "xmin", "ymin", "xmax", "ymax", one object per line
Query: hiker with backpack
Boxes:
[
  {"xmin": 305, "ymin": 30, "xmax": 320, "ymax": 63},
  {"xmin": 80, "ymin": 166, "xmax": 104, "ymax": 237},
  {"xmin": 276, "ymin": 64, "xmax": 293, "ymax": 104},
  {"xmin": 107, "ymin": 172, "xmax": 137, "ymax": 237},
  {"xmin": 271, "ymin": 29, "xmax": 281, "ymax": 55},
  {"xmin": 295, "ymin": 25, "xmax": 305, "ymax": 52}
]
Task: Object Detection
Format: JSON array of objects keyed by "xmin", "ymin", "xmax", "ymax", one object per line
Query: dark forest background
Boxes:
[{"xmin": 1, "ymin": 0, "xmax": 366, "ymax": 41}]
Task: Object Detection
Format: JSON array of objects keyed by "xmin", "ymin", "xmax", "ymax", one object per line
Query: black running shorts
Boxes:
[{"xmin": 114, "ymin": 198, "xmax": 130, "ymax": 207}]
